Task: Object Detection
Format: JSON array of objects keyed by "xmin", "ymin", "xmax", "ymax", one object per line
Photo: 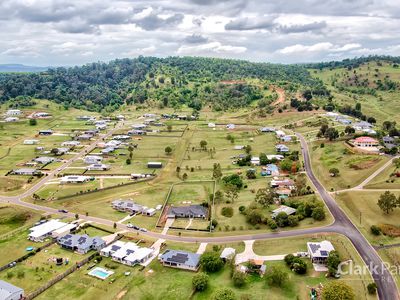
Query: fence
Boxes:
[
  {"xmin": 55, "ymin": 176, "xmax": 156, "ymax": 201},
  {"xmin": 0, "ymin": 240, "xmax": 55, "ymax": 272},
  {"xmin": 25, "ymin": 252, "xmax": 97, "ymax": 300}
]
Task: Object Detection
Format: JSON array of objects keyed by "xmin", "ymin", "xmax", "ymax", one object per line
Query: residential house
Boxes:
[
  {"xmin": 263, "ymin": 164, "xmax": 279, "ymax": 176},
  {"xmin": 142, "ymin": 208, "xmax": 156, "ymax": 217},
  {"xmin": 147, "ymin": 162, "xmax": 162, "ymax": 168},
  {"xmin": 275, "ymin": 130, "xmax": 286, "ymax": 137},
  {"xmin": 233, "ymin": 145, "xmax": 245, "ymax": 150},
  {"xmin": 353, "ymin": 121, "xmax": 373, "ymax": 131},
  {"xmin": 260, "ymin": 127, "xmax": 275, "ymax": 133},
  {"xmin": 96, "ymin": 124, "xmax": 107, "ymax": 131},
  {"xmin": 38, "ymin": 129, "xmax": 53, "ymax": 135},
  {"xmin": 51, "ymin": 223, "xmax": 77, "ymax": 238},
  {"xmin": 76, "ymin": 115, "xmax": 93, "ymax": 121},
  {"xmin": 208, "ymin": 123, "xmax": 216, "ymax": 128},
  {"xmin": 32, "ymin": 112, "xmax": 51, "ymax": 118},
  {"xmin": 4, "ymin": 117, "xmax": 19, "ymax": 122},
  {"xmin": 251, "ymin": 156, "xmax": 260, "ymax": 166},
  {"xmin": 87, "ymin": 164, "xmax": 110, "ymax": 171},
  {"xmin": 100, "ymin": 240, "xmax": 127, "ymax": 257},
  {"xmin": 57, "ymin": 234, "xmax": 105, "ymax": 254},
  {"xmin": 220, "ymin": 248, "xmax": 236, "ymax": 262},
  {"xmin": 167, "ymin": 205, "xmax": 207, "ymax": 219},
  {"xmin": 112, "ymin": 200, "xmax": 145, "ymax": 214},
  {"xmin": 0, "ymin": 280, "xmax": 24, "ymax": 300},
  {"xmin": 34, "ymin": 156, "xmax": 56, "ymax": 164},
  {"xmin": 101, "ymin": 147, "xmax": 114, "ymax": 155},
  {"xmin": 226, "ymin": 124, "xmax": 235, "ymax": 130},
  {"xmin": 354, "ymin": 136, "xmax": 379, "ymax": 148},
  {"xmin": 76, "ymin": 134, "xmax": 92, "ymax": 141},
  {"xmin": 335, "ymin": 116, "xmax": 352, "ymax": 125},
  {"xmin": 28, "ymin": 219, "xmax": 69, "ymax": 242},
  {"xmin": 276, "ymin": 144, "xmax": 290, "ymax": 153},
  {"xmin": 159, "ymin": 249, "xmax": 200, "ymax": 271},
  {"xmin": 123, "ymin": 248, "xmax": 154, "ymax": 266},
  {"xmin": 307, "ymin": 240, "xmax": 335, "ymax": 264},
  {"xmin": 84, "ymin": 155, "xmax": 103, "ymax": 164},
  {"xmin": 129, "ymin": 130, "xmax": 147, "ymax": 136},
  {"xmin": 5, "ymin": 109, "xmax": 22, "ymax": 116},
  {"xmin": 12, "ymin": 168, "xmax": 40, "ymax": 176},
  {"xmin": 61, "ymin": 141, "xmax": 81, "ymax": 147},
  {"xmin": 270, "ymin": 179, "xmax": 295, "ymax": 189},
  {"xmin": 325, "ymin": 112, "xmax": 339, "ymax": 117},
  {"xmin": 143, "ymin": 113, "xmax": 157, "ymax": 118},
  {"xmin": 271, "ymin": 205, "xmax": 297, "ymax": 219},
  {"xmin": 132, "ymin": 123, "xmax": 147, "ymax": 129},
  {"xmin": 60, "ymin": 176, "xmax": 90, "ymax": 184},
  {"xmin": 113, "ymin": 135, "xmax": 131, "ymax": 141},
  {"xmin": 23, "ymin": 139, "xmax": 39, "ymax": 145},
  {"xmin": 280, "ymin": 135, "xmax": 292, "ymax": 142},
  {"xmin": 266, "ymin": 154, "xmax": 284, "ymax": 161}
]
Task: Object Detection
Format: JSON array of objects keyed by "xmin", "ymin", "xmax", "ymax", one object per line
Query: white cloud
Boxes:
[{"xmin": 177, "ymin": 42, "xmax": 246, "ymax": 55}]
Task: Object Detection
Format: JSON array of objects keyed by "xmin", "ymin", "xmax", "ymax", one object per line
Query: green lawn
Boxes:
[{"xmin": 364, "ymin": 163, "xmax": 400, "ymax": 189}]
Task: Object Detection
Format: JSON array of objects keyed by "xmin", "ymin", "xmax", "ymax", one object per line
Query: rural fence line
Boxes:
[
  {"xmin": 25, "ymin": 252, "xmax": 97, "ymax": 300},
  {"xmin": 55, "ymin": 176, "xmax": 156, "ymax": 201},
  {"xmin": 0, "ymin": 240, "xmax": 55, "ymax": 273}
]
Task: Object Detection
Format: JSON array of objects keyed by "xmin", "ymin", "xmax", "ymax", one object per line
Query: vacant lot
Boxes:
[
  {"xmin": 335, "ymin": 191, "xmax": 400, "ymax": 245},
  {"xmin": 310, "ymin": 140, "xmax": 389, "ymax": 190}
]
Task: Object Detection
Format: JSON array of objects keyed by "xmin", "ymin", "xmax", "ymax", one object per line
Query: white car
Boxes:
[{"xmin": 127, "ymin": 223, "xmax": 134, "ymax": 228}]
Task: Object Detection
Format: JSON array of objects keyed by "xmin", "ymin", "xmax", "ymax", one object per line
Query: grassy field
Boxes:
[
  {"xmin": 335, "ymin": 191, "xmax": 400, "ymax": 245},
  {"xmin": 309, "ymin": 140, "xmax": 389, "ymax": 190},
  {"xmin": 364, "ymin": 163, "xmax": 400, "ymax": 189},
  {"xmin": 0, "ymin": 204, "xmax": 42, "ymax": 235}
]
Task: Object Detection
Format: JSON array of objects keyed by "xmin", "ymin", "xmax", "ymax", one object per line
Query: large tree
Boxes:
[
  {"xmin": 377, "ymin": 191, "xmax": 398, "ymax": 214},
  {"xmin": 322, "ymin": 281, "xmax": 355, "ymax": 300},
  {"xmin": 265, "ymin": 265, "xmax": 289, "ymax": 287},
  {"xmin": 255, "ymin": 188, "xmax": 275, "ymax": 207},
  {"xmin": 200, "ymin": 252, "xmax": 224, "ymax": 273}
]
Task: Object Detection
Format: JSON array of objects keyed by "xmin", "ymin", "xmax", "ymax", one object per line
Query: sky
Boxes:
[{"xmin": 1, "ymin": 0, "xmax": 400, "ymax": 66}]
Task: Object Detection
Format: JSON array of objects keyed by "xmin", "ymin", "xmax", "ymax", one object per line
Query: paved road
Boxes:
[
  {"xmin": 0, "ymin": 125, "xmax": 398, "ymax": 299},
  {"xmin": 297, "ymin": 133, "xmax": 399, "ymax": 300}
]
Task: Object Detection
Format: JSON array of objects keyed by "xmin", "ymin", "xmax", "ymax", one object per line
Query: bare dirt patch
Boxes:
[{"xmin": 380, "ymin": 224, "xmax": 400, "ymax": 237}]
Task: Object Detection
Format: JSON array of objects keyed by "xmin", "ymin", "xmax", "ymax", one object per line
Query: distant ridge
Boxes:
[{"xmin": 0, "ymin": 64, "xmax": 48, "ymax": 73}]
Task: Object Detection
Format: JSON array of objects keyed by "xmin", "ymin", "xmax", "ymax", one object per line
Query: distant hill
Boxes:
[
  {"xmin": 0, "ymin": 56, "xmax": 322, "ymax": 112},
  {"xmin": 0, "ymin": 64, "xmax": 48, "ymax": 73}
]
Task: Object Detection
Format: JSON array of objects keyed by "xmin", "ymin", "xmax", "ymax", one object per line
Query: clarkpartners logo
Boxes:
[{"xmin": 338, "ymin": 260, "xmax": 400, "ymax": 276}]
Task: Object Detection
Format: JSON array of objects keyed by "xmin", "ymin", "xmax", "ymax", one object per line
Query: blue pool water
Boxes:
[{"xmin": 88, "ymin": 267, "xmax": 113, "ymax": 279}]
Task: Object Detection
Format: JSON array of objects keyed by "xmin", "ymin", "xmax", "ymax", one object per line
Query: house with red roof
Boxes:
[{"xmin": 354, "ymin": 136, "xmax": 379, "ymax": 148}]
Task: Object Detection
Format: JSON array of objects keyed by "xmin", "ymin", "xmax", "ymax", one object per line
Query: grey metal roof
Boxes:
[
  {"xmin": 168, "ymin": 205, "xmax": 207, "ymax": 217},
  {"xmin": 160, "ymin": 249, "xmax": 200, "ymax": 268},
  {"xmin": 0, "ymin": 280, "xmax": 23, "ymax": 298}
]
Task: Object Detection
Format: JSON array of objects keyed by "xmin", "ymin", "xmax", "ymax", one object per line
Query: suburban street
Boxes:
[{"xmin": 0, "ymin": 126, "xmax": 398, "ymax": 299}]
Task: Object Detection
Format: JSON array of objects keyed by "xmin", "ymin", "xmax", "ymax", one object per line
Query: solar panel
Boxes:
[
  {"xmin": 111, "ymin": 245, "xmax": 120, "ymax": 251},
  {"xmin": 320, "ymin": 250, "xmax": 329, "ymax": 257},
  {"xmin": 309, "ymin": 243, "xmax": 321, "ymax": 254}
]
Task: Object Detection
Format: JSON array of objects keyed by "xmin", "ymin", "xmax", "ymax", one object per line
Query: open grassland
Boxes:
[
  {"xmin": 0, "ymin": 204, "xmax": 41, "ymax": 235},
  {"xmin": 335, "ymin": 191, "xmax": 400, "ymax": 245},
  {"xmin": 311, "ymin": 61, "xmax": 400, "ymax": 123},
  {"xmin": 309, "ymin": 140, "xmax": 389, "ymax": 190},
  {"xmin": 364, "ymin": 163, "xmax": 400, "ymax": 189}
]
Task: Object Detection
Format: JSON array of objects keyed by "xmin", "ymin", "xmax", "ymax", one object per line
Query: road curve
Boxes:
[
  {"xmin": 0, "ymin": 124, "xmax": 398, "ymax": 299},
  {"xmin": 297, "ymin": 133, "xmax": 399, "ymax": 300}
]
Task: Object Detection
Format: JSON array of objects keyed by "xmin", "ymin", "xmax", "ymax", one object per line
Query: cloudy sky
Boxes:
[{"xmin": 1, "ymin": 0, "xmax": 400, "ymax": 66}]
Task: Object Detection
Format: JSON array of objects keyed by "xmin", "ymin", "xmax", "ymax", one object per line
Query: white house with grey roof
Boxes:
[
  {"xmin": 57, "ymin": 234, "xmax": 105, "ymax": 254},
  {"xmin": 12, "ymin": 168, "xmax": 40, "ymax": 176},
  {"xmin": 307, "ymin": 240, "xmax": 335, "ymax": 264},
  {"xmin": 159, "ymin": 249, "xmax": 200, "ymax": 271},
  {"xmin": 0, "ymin": 280, "xmax": 24, "ymax": 300},
  {"xmin": 167, "ymin": 205, "xmax": 207, "ymax": 219}
]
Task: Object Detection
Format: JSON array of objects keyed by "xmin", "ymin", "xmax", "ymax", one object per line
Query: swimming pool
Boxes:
[{"xmin": 88, "ymin": 267, "xmax": 114, "ymax": 280}]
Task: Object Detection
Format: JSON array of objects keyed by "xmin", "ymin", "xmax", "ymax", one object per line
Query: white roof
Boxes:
[
  {"xmin": 60, "ymin": 175, "xmax": 89, "ymax": 182},
  {"xmin": 52, "ymin": 223, "xmax": 76, "ymax": 235},
  {"xmin": 29, "ymin": 219, "xmax": 68, "ymax": 238},
  {"xmin": 275, "ymin": 130, "xmax": 285, "ymax": 136},
  {"xmin": 112, "ymin": 242, "xmax": 140, "ymax": 259},
  {"xmin": 267, "ymin": 155, "xmax": 284, "ymax": 160},
  {"xmin": 101, "ymin": 240, "xmax": 126, "ymax": 254},
  {"xmin": 124, "ymin": 247, "xmax": 153, "ymax": 263},
  {"xmin": 307, "ymin": 240, "xmax": 335, "ymax": 258},
  {"xmin": 220, "ymin": 247, "xmax": 236, "ymax": 259}
]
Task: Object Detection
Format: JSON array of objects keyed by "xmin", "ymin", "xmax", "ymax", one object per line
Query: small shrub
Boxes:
[
  {"xmin": 221, "ymin": 207, "xmax": 234, "ymax": 218},
  {"xmin": 370, "ymin": 225, "xmax": 381, "ymax": 236},
  {"xmin": 367, "ymin": 283, "xmax": 377, "ymax": 294}
]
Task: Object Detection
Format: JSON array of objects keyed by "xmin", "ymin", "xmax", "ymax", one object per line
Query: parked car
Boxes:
[
  {"xmin": 58, "ymin": 209, "xmax": 68, "ymax": 213},
  {"xmin": 139, "ymin": 228, "xmax": 147, "ymax": 232}
]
